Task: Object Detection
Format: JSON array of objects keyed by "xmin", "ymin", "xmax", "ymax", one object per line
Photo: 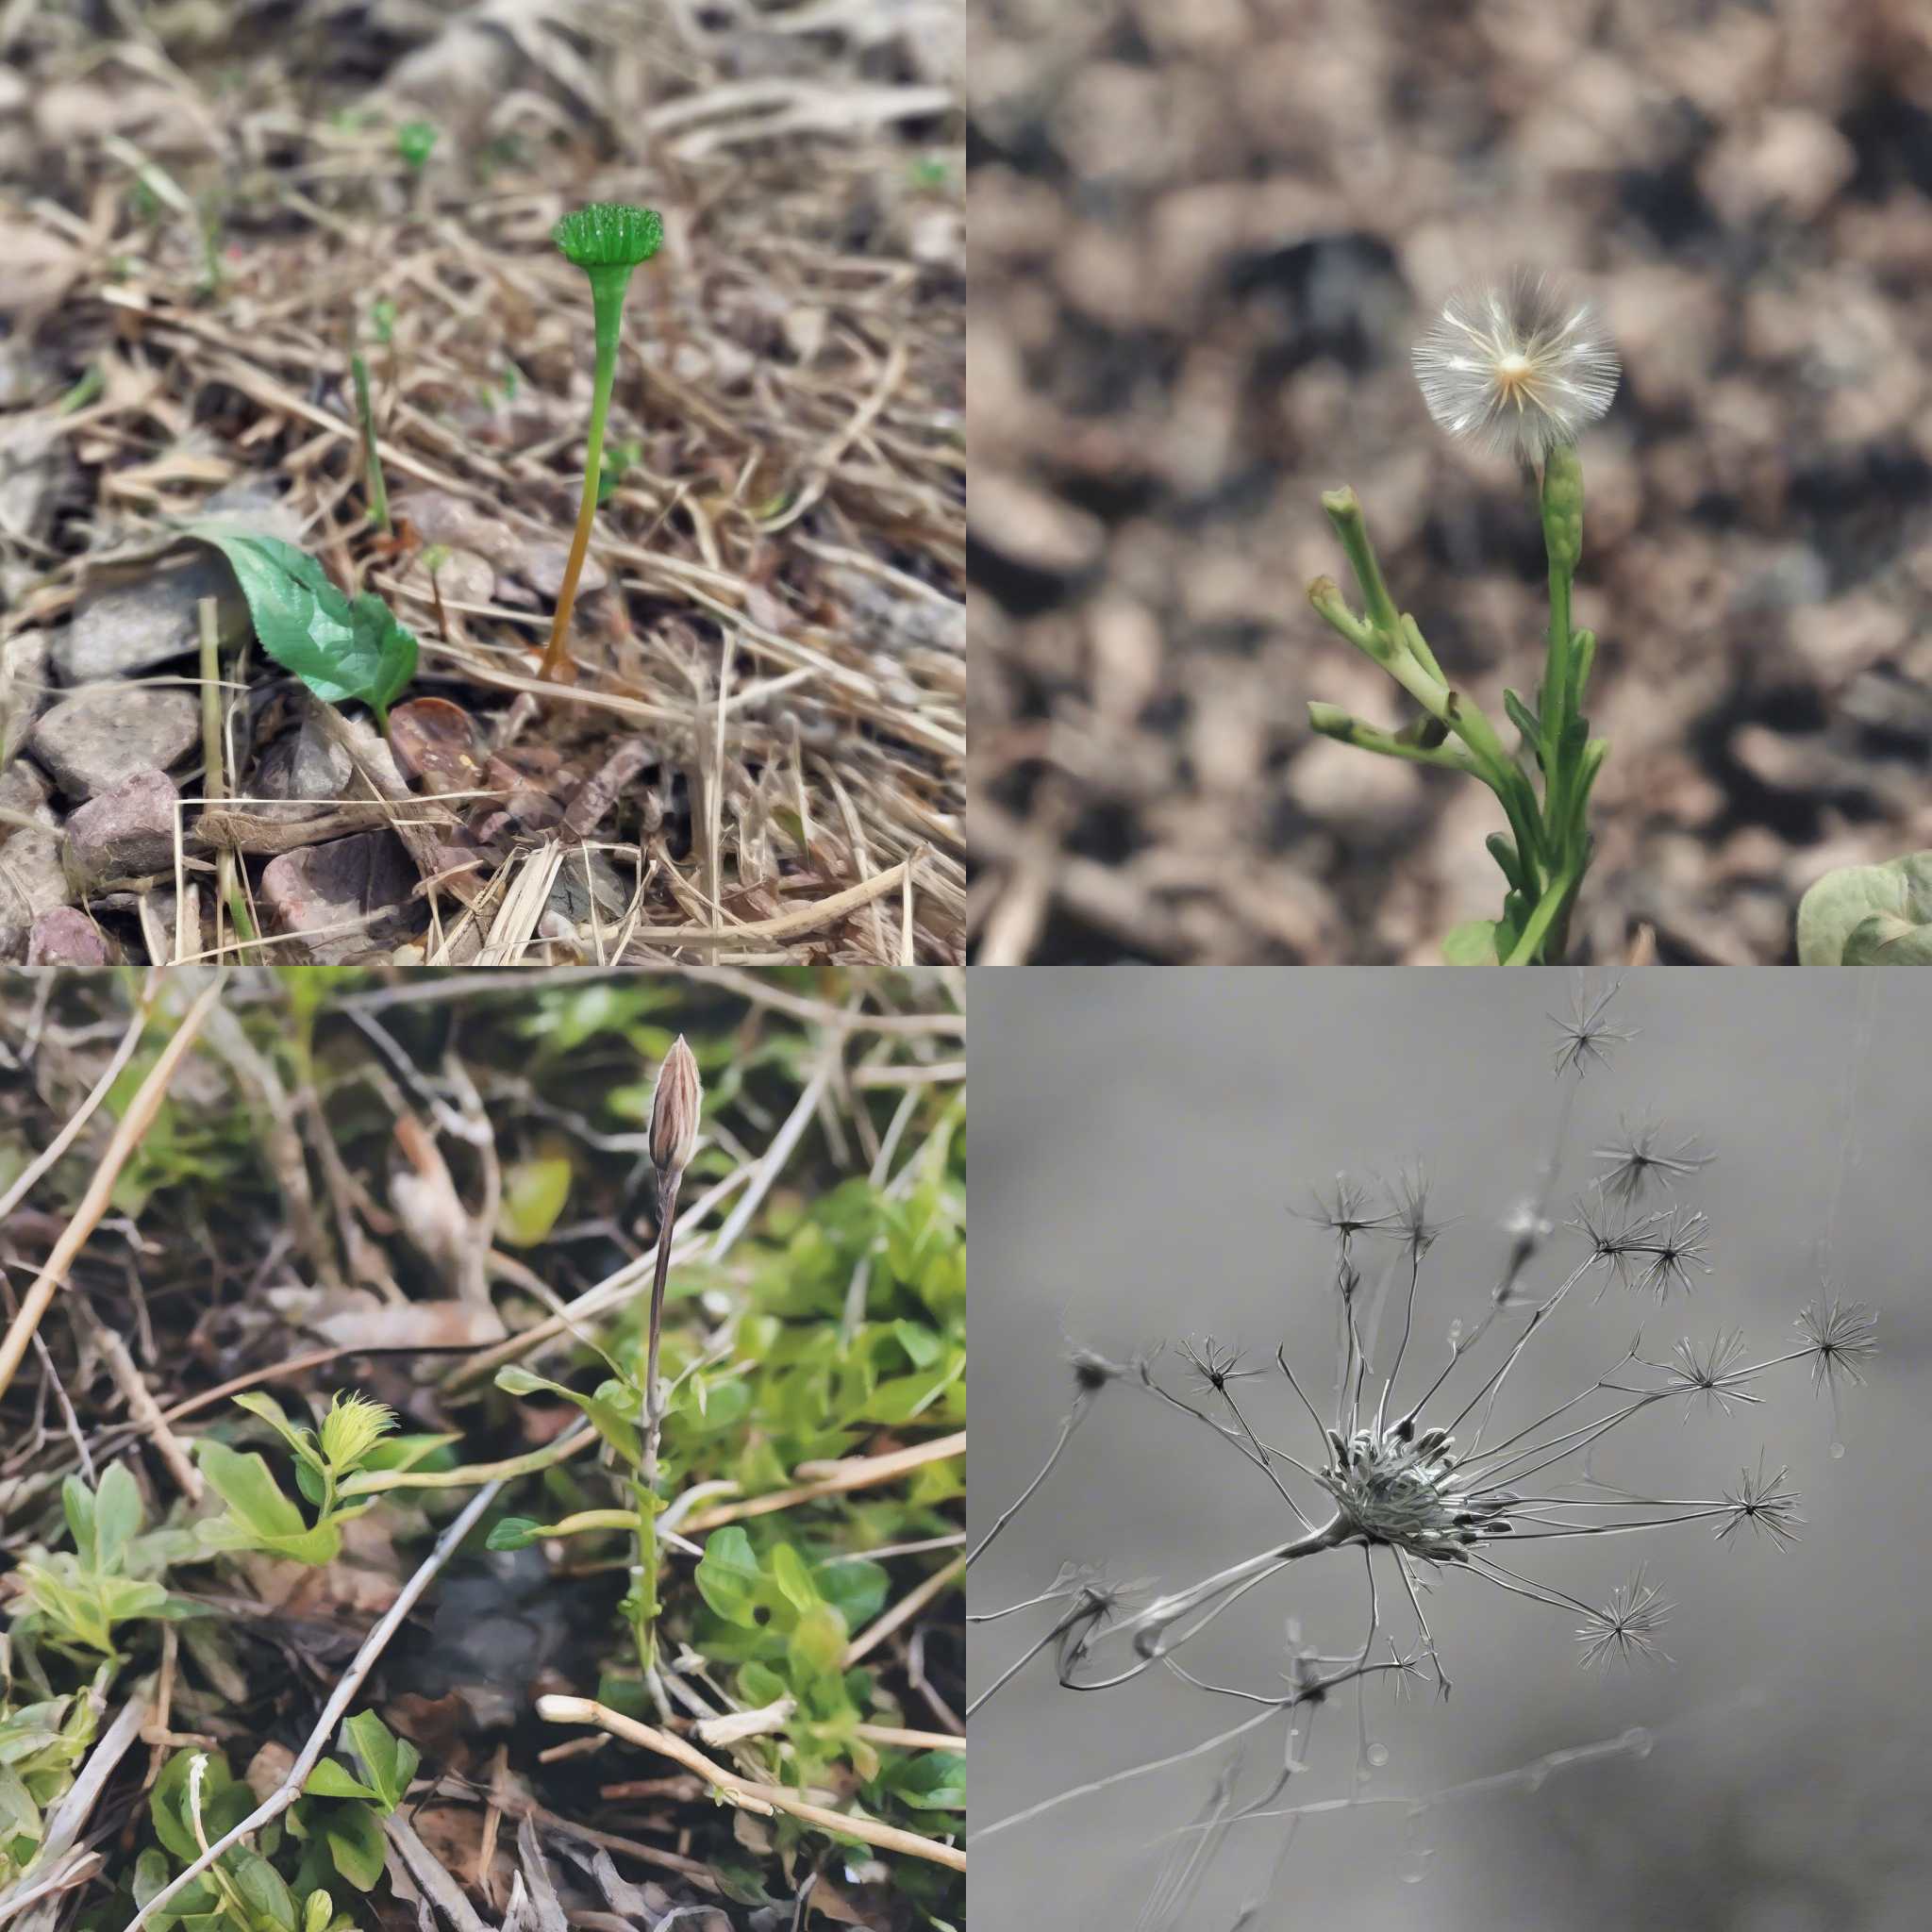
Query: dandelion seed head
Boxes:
[
  {"xmin": 1548, "ymin": 977, "xmax": 1634, "ymax": 1078},
  {"xmin": 1592, "ymin": 1116, "xmax": 1715, "ymax": 1207},
  {"xmin": 1795, "ymin": 1296, "xmax": 1878, "ymax": 1398},
  {"xmin": 1319, "ymin": 1424, "xmax": 1513, "ymax": 1561},
  {"xmin": 1574, "ymin": 1566, "xmax": 1674, "ymax": 1674},
  {"xmin": 1177, "ymin": 1337, "xmax": 1265, "ymax": 1397},
  {"xmin": 1412, "ymin": 269, "xmax": 1621, "ymax": 462},
  {"xmin": 1664, "ymin": 1330, "xmax": 1764, "ymax": 1417},
  {"xmin": 1716, "ymin": 1454, "xmax": 1803, "ymax": 1551}
]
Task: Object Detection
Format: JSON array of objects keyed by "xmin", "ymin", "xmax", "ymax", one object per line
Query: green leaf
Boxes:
[
  {"xmin": 346, "ymin": 592, "xmax": 417, "ymax": 725},
  {"xmin": 814, "ymin": 1557, "xmax": 888, "ymax": 1633},
  {"xmin": 769, "ymin": 1543, "xmax": 818, "ymax": 1615},
  {"xmin": 694, "ymin": 1526, "xmax": 761, "ymax": 1627},
  {"xmin": 891, "ymin": 1320, "xmax": 943, "ymax": 1369},
  {"xmin": 1796, "ymin": 852, "xmax": 1932, "ymax": 964},
  {"xmin": 188, "ymin": 525, "xmax": 417, "ymax": 724},
  {"xmin": 491, "ymin": 1366, "xmax": 639, "ymax": 1467},
  {"xmin": 496, "ymin": 1155, "xmax": 573, "ymax": 1247},
  {"xmin": 61, "ymin": 1474, "xmax": 99, "ymax": 1569},
  {"xmin": 342, "ymin": 1711, "xmax": 416, "ymax": 1812},
  {"xmin": 232, "ymin": 1393, "xmax": 324, "ymax": 1473},
  {"xmin": 891, "ymin": 1750, "xmax": 965, "ymax": 1812},
  {"xmin": 303, "ymin": 1758, "xmax": 379, "ymax": 1802},
  {"xmin": 195, "ymin": 1441, "xmax": 310, "ymax": 1541},
  {"xmin": 230, "ymin": 1847, "xmax": 298, "ymax": 1932},
  {"xmin": 1842, "ymin": 912, "xmax": 1932, "ymax": 964},
  {"xmin": 323, "ymin": 1801, "xmax": 387, "ymax": 1890},
  {"xmin": 485, "ymin": 1517, "xmax": 542, "ymax": 1552},
  {"xmin": 1441, "ymin": 919, "xmax": 1500, "ymax": 965},
  {"xmin": 786, "ymin": 1602, "xmax": 847, "ymax": 1682}
]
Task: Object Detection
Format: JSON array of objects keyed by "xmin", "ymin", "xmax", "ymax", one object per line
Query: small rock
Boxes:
[
  {"xmin": 546, "ymin": 847, "xmax": 634, "ymax": 927},
  {"xmin": 30, "ymin": 688, "xmax": 200, "ymax": 798},
  {"xmin": 402, "ymin": 544, "xmax": 494, "ymax": 608},
  {"xmin": 251, "ymin": 714, "xmax": 354, "ymax": 822},
  {"xmin": 392, "ymin": 489, "xmax": 607, "ymax": 598},
  {"xmin": 1287, "ymin": 734, "xmax": 1421, "ymax": 825},
  {"xmin": 260, "ymin": 831, "xmax": 421, "ymax": 964},
  {"xmin": 0, "ymin": 755, "xmax": 51, "ymax": 832},
  {"xmin": 514, "ymin": 541, "xmax": 608, "ymax": 602},
  {"xmin": 0, "ymin": 420, "xmax": 68, "ymax": 546},
  {"xmin": 0, "ymin": 805, "xmax": 75, "ymax": 960},
  {"xmin": 197, "ymin": 477, "xmax": 305, "ymax": 545},
  {"xmin": 54, "ymin": 552, "xmax": 247, "ymax": 684},
  {"xmin": 63, "ymin": 767, "xmax": 180, "ymax": 886},
  {"xmin": 26, "ymin": 906, "xmax": 112, "ymax": 965},
  {"xmin": 2, "ymin": 631, "xmax": 53, "ymax": 760},
  {"xmin": 968, "ymin": 471, "xmax": 1105, "ymax": 598}
]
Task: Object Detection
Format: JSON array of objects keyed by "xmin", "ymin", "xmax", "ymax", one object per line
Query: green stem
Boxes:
[
  {"xmin": 339, "ymin": 1423, "xmax": 594, "ymax": 1496},
  {"xmin": 540, "ymin": 267, "xmax": 630, "ymax": 681},
  {"xmin": 1504, "ymin": 863, "xmax": 1581, "ymax": 965},
  {"xmin": 351, "ymin": 352, "xmax": 390, "ymax": 534}
]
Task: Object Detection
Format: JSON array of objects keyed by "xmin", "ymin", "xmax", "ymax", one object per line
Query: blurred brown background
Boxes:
[{"xmin": 968, "ymin": 0, "xmax": 1932, "ymax": 962}]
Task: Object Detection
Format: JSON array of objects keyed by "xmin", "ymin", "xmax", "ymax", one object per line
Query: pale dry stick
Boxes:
[
  {"xmin": 86, "ymin": 1318, "xmax": 202, "ymax": 1504},
  {"xmin": 0, "ymin": 976, "xmax": 224, "ymax": 1405},
  {"xmin": 123, "ymin": 1478, "xmax": 503, "ymax": 1932},
  {"xmin": 682, "ymin": 1431, "xmax": 965, "ymax": 1531},
  {"xmin": 535, "ymin": 1697, "xmax": 965, "ymax": 1873},
  {"xmin": 623, "ymin": 851, "xmax": 923, "ymax": 951},
  {"xmin": 841, "ymin": 1553, "xmax": 966, "ymax": 1669},
  {"xmin": 0, "ymin": 973, "xmax": 160, "ymax": 1229}
]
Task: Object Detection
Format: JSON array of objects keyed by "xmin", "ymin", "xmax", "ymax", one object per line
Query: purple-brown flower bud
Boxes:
[{"xmin": 648, "ymin": 1035, "xmax": 702, "ymax": 1180}]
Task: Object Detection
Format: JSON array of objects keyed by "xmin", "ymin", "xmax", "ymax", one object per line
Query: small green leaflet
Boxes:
[{"xmin": 188, "ymin": 525, "xmax": 416, "ymax": 727}]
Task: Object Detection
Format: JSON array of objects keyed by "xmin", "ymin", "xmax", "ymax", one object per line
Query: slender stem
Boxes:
[
  {"xmin": 1504, "ymin": 860, "xmax": 1581, "ymax": 965},
  {"xmin": 635, "ymin": 1164, "xmax": 682, "ymax": 1674},
  {"xmin": 351, "ymin": 352, "xmax": 390, "ymax": 533},
  {"xmin": 539, "ymin": 274, "xmax": 628, "ymax": 682},
  {"xmin": 967, "ymin": 1399, "xmax": 1088, "ymax": 1569}
]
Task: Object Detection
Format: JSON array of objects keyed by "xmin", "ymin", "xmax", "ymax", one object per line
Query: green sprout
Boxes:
[
  {"xmin": 395, "ymin": 119, "xmax": 439, "ymax": 172},
  {"xmin": 539, "ymin": 200, "xmax": 664, "ymax": 682},
  {"xmin": 350, "ymin": 351, "xmax": 390, "ymax": 532}
]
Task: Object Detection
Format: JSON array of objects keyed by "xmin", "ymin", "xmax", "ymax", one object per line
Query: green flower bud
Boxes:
[{"xmin": 1541, "ymin": 442, "xmax": 1584, "ymax": 575}]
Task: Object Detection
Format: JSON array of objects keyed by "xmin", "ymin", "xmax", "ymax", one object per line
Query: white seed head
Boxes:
[{"xmin": 1412, "ymin": 270, "xmax": 1621, "ymax": 461}]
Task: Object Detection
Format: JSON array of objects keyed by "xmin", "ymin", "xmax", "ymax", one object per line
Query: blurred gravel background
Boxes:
[
  {"xmin": 969, "ymin": 0, "xmax": 1932, "ymax": 962},
  {"xmin": 970, "ymin": 969, "xmax": 1932, "ymax": 1927}
]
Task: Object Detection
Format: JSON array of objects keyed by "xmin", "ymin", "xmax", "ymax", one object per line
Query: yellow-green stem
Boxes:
[{"xmin": 539, "ymin": 272, "xmax": 627, "ymax": 682}]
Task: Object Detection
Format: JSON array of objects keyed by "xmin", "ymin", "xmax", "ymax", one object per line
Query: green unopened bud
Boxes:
[{"xmin": 1541, "ymin": 442, "xmax": 1584, "ymax": 575}]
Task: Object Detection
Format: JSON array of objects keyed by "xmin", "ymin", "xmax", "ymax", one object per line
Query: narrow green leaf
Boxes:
[{"xmin": 303, "ymin": 1757, "xmax": 379, "ymax": 1802}]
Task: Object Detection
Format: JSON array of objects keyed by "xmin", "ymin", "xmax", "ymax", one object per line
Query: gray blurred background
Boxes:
[
  {"xmin": 969, "ymin": 970, "xmax": 1932, "ymax": 1928},
  {"xmin": 970, "ymin": 0, "xmax": 1932, "ymax": 963}
]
